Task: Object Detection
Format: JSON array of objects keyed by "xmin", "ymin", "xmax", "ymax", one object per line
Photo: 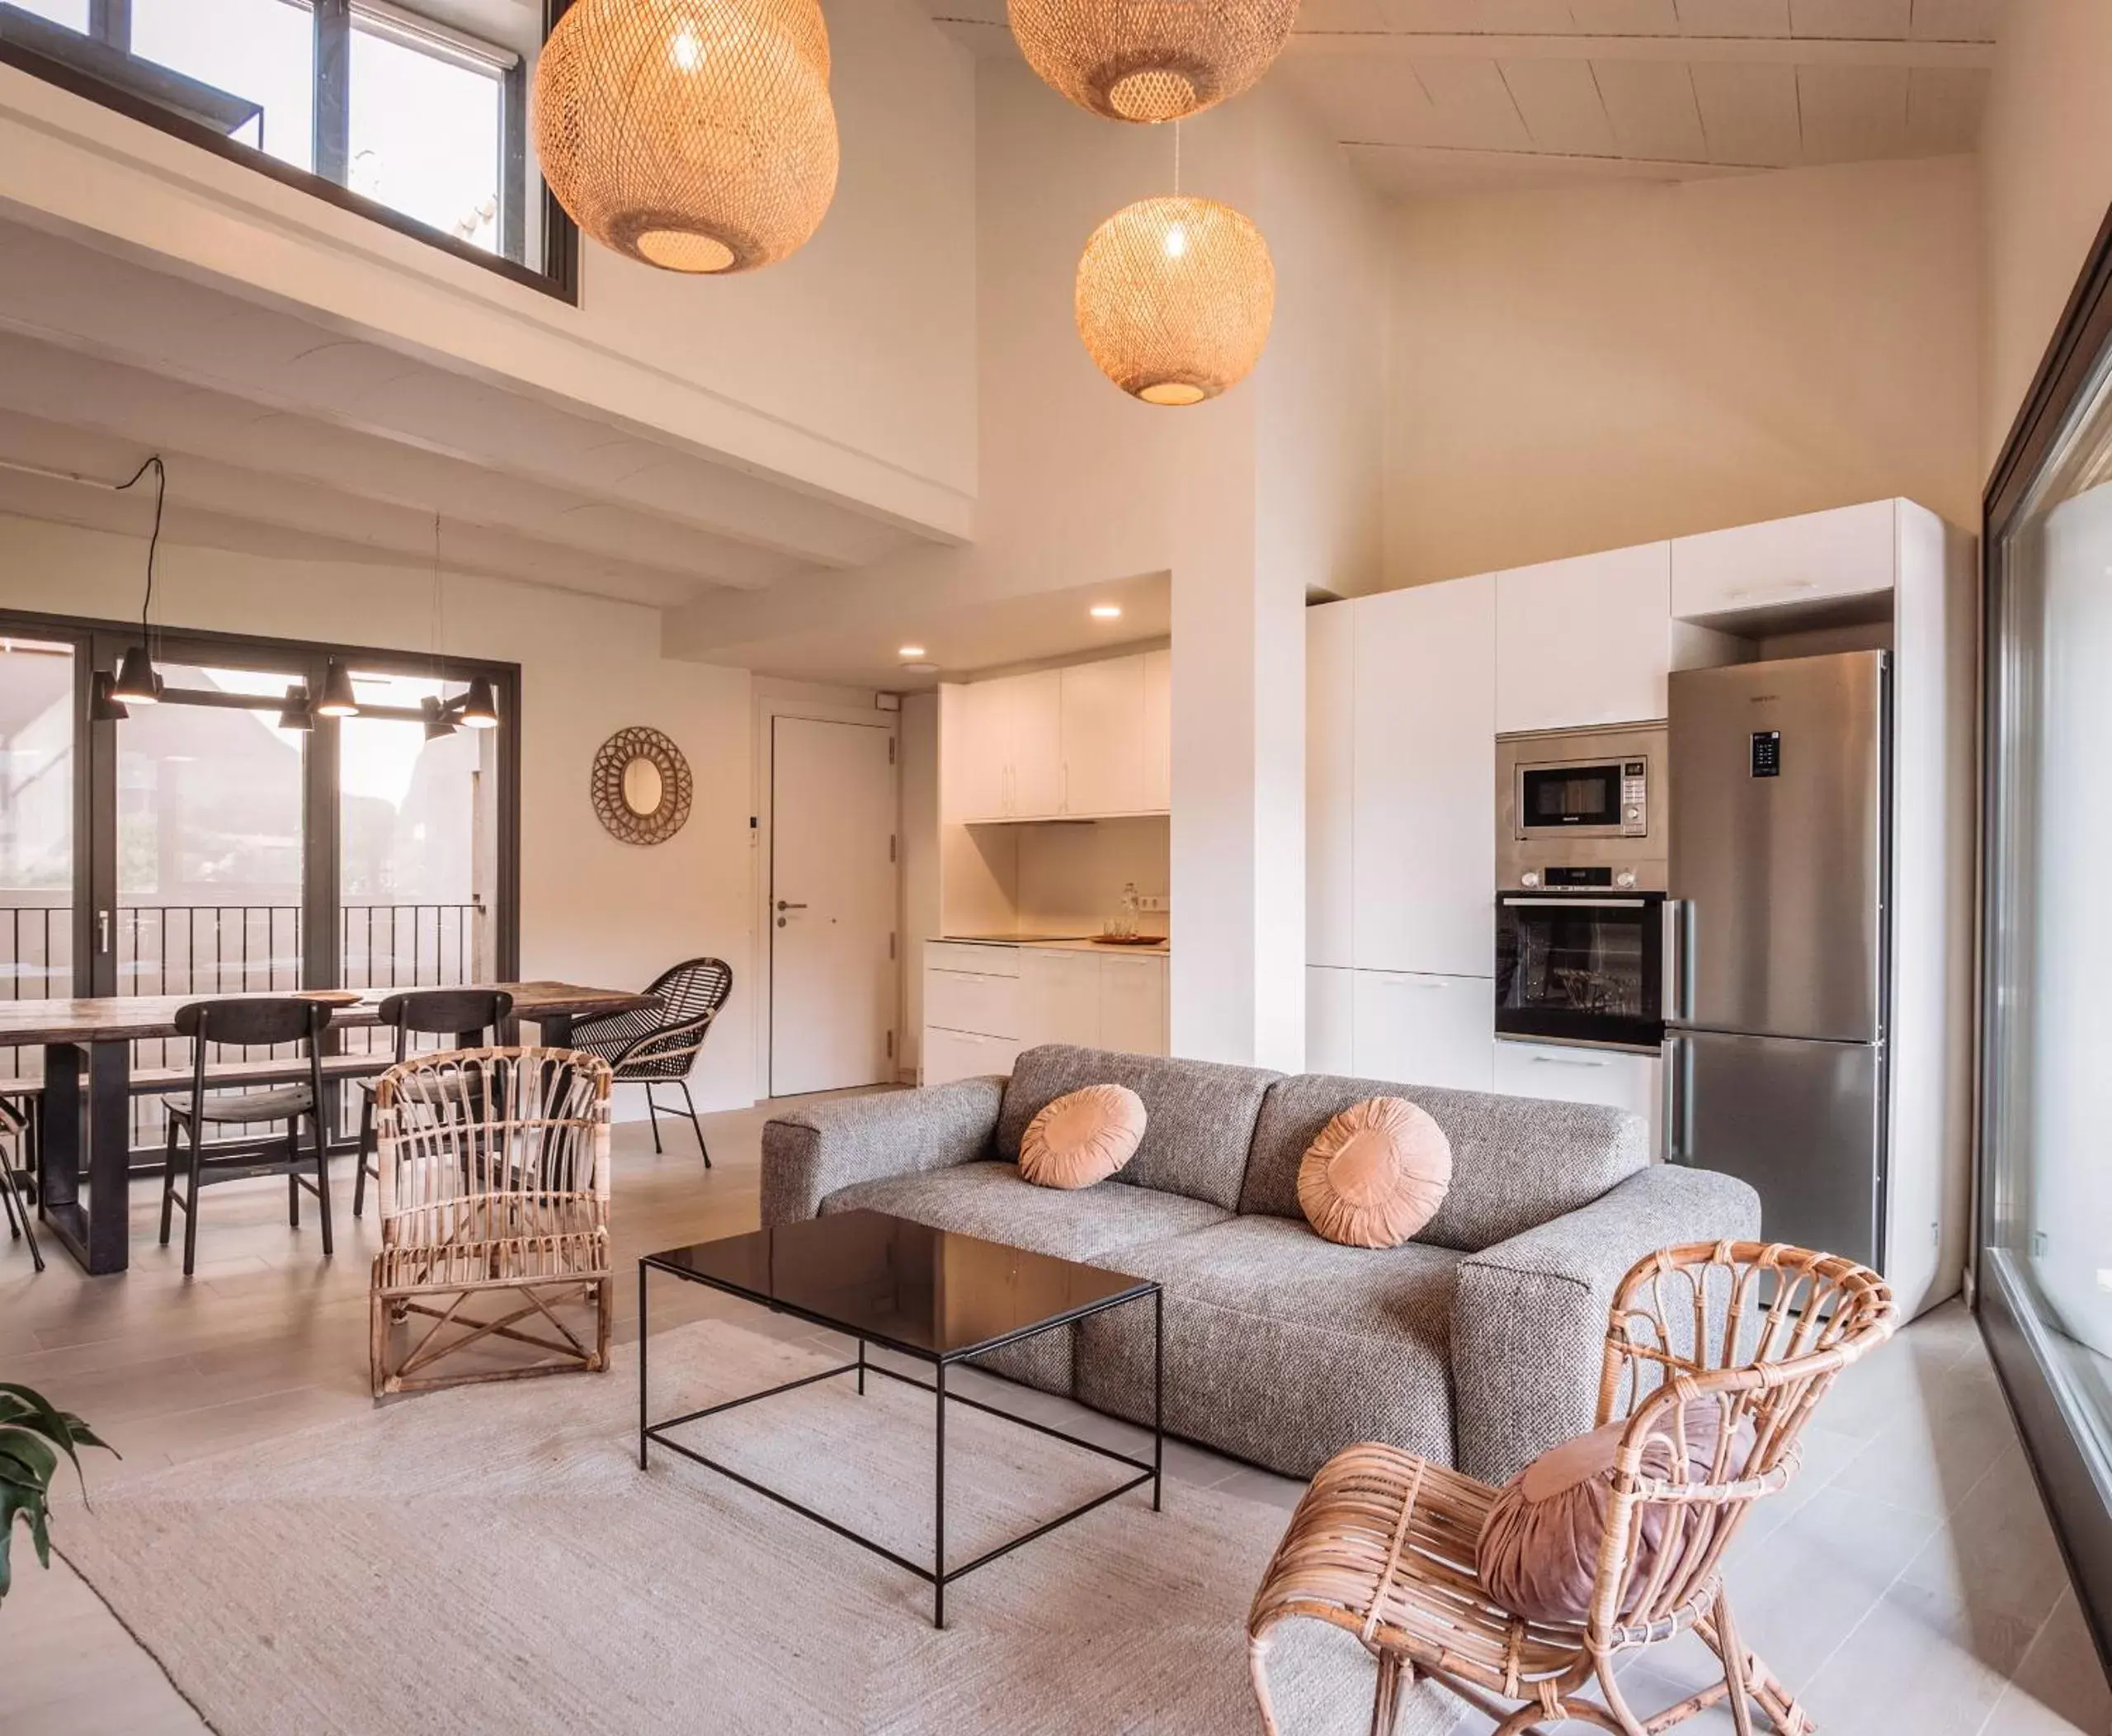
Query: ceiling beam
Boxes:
[{"xmin": 1285, "ymin": 33, "xmax": 1994, "ymax": 68}]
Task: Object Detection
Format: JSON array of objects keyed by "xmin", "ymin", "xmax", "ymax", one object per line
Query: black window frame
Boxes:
[
  {"xmin": 0, "ymin": 603, "xmax": 523, "ymax": 998},
  {"xmin": 0, "ymin": 0, "xmax": 578, "ymax": 302}
]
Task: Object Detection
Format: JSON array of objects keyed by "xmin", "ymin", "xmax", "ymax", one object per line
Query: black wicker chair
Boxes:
[{"xmin": 568, "ymin": 957, "xmax": 732, "ymax": 1165}]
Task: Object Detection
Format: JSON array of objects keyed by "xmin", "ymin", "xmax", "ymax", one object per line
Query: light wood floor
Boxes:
[{"xmin": 0, "ymin": 1100, "xmax": 2105, "ymax": 1736}]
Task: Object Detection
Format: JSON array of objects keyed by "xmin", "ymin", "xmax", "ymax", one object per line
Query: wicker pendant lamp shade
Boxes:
[
  {"xmin": 1009, "ymin": 0, "xmax": 1300, "ymax": 122},
  {"xmin": 533, "ymin": 0, "xmax": 838, "ymax": 274},
  {"xmin": 1075, "ymin": 195, "xmax": 1275, "ymax": 405}
]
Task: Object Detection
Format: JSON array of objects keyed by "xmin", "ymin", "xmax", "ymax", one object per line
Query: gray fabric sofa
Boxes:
[{"xmin": 761, "ymin": 1044, "xmax": 1760, "ymax": 1483}]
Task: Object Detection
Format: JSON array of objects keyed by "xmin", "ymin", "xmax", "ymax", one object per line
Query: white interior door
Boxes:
[{"xmin": 770, "ymin": 716, "xmax": 897, "ymax": 1097}]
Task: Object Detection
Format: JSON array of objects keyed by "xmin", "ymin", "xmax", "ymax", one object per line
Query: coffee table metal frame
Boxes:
[{"xmin": 637, "ymin": 1252, "xmax": 1163, "ymax": 1628}]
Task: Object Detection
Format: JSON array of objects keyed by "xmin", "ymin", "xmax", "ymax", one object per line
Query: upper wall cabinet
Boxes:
[
  {"xmin": 1352, "ymin": 575, "xmax": 1497, "ymax": 979},
  {"xmin": 1671, "ymin": 500, "xmax": 1896, "ymax": 622},
  {"xmin": 1497, "ymin": 543, "xmax": 1672, "ymax": 732},
  {"xmin": 1307, "ymin": 602, "xmax": 1356, "ymax": 970},
  {"xmin": 941, "ymin": 650, "xmax": 1172, "ymax": 823},
  {"xmin": 1140, "ymin": 649, "xmax": 1172, "ymax": 814}
]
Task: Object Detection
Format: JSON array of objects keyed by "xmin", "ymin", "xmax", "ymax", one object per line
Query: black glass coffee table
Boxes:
[{"xmin": 638, "ymin": 1207, "xmax": 1163, "ymax": 1627}]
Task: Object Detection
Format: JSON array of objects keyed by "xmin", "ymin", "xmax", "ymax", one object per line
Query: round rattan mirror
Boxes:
[{"xmin": 592, "ymin": 726, "xmax": 692, "ymax": 845}]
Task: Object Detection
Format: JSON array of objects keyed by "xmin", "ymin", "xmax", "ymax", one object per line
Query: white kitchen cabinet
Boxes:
[
  {"xmin": 1492, "ymin": 1039, "xmax": 1661, "ymax": 1153},
  {"xmin": 1060, "ymin": 657, "xmax": 1148, "ymax": 817},
  {"xmin": 1306, "ymin": 966, "xmax": 1355, "ymax": 1076},
  {"xmin": 1019, "ymin": 947, "xmax": 1102, "ymax": 1045},
  {"xmin": 1141, "ymin": 649, "xmax": 1172, "ymax": 814},
  {"xmin": 1009, "ymin": 671, "xmax": 1066, "ymax": 818},
  {"xmin": 923, "ymin": 1027, "xmax": 1022, "ymax": 1087},
  {"xmin": 1351, "ymin": 970, "xmax": 1494, "ymax": 1092},
  {"xmin": 1497, "ymin": 543, "xmax": 1671, "ymax": 731},
  {"xmin": 926, "ymin": 967, "xmax": 1021, "ymax": 1040},
  {"xmin": 1100, "ymin": 951, "xmax": 1167, "ymax": 1055},
  {"xmin": 1671, "ymin": 500, "xmax": 1896, "ymax": 621},
  {"xmin": 1307, "ymin": 601, "xmax": 1355, "ymax": 970},
  {"xmin": 1352, "ymin": 575, "xmax": 1497, "ymax": 980},
  {"xmin": 952, "ymin": 682, "xmax": 1013, "ymax": 822}
]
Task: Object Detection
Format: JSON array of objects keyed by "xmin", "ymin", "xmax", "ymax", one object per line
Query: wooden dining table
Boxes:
[{"xmin": 0, "ymin": 981, "xmax": 656, "ymax": 1276}]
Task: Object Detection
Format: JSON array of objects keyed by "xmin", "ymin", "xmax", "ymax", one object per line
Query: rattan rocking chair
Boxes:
[
  {"xmin": 1249, "ymin": 1240, "xmax": 1898, "ymax": 1736},
  {"xmin": 370, "ymin": 1047, "xmax": 615, "ymax": 1399}
]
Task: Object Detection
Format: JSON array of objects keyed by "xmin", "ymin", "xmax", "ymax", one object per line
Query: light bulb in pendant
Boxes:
[
  {"xmin": 669, "ymin": 25, "xmax": 703, "ymax": 71},
  {"xmin": 1164, "ymin": 225, "xmax": 1187, "ymax": 260}
]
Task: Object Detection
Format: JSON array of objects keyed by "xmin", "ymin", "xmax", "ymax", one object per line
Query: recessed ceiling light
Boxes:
[
  {"xmin": 898, "ymin": 644, "xmax": 926, "ymax": 659},
  {"xmin": 1090, "ymin": 604, "xmax": 1123, "ymax": 620}
]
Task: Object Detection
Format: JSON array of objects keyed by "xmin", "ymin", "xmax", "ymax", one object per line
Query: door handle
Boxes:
[
  {"xmin": 1662, "ymin": 1034, "xmax": 1695, "ymax": 1163},
  {"xmin": 97, "ymin": 908, "xmax": 111, "ymax": 954},
  {"xmin": 1662, "ymin": 899, "xmax": 1695, "ymax": 1022},
  {"xmin": 776, "ymin": 901, "xmax": 807, "ymax": 913}
]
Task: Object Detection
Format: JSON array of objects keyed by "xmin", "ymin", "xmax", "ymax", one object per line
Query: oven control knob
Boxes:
[
  {"xmin": 1520, "ymin": 870, "xmax": 1540, "ymax": 889},
  {"xmin": 1625, "ymin": 805, "xmax": 1642, "ymax": 823},
  {"xmin": 1615, "ymin": 870, "xmax": 1638, "ymax": 889}
]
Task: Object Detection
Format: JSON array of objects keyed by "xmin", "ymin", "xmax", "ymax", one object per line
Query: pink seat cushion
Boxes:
[
  {"xmin": 1018, "ymin": 1084, "xmax": 1147, "ymax": 1190},
  {"xmin": 1478, "ymin": 1400, "xmax": 1756, "ymax": 1626},
  {"xmin": 1296, "ymin": 1097, "xmax": 1451, "ymax": 1248}
]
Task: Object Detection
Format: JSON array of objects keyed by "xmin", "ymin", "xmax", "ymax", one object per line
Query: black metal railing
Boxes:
[{"xmin": 0, "ymin": 901, "xmax": 485, "ymax": 1143}]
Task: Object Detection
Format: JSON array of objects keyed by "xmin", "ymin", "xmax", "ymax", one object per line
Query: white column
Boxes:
[{"xmin": 1167, "ymin": 395, "xmax": 1306, "ymax": 1069}]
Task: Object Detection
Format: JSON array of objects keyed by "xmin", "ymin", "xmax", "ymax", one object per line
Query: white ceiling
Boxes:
[
  {"xmin": 0, "ymin": 218, "xmax": 931, "ymax": 611},
  {"xmin": 927, "ymin": 0, "xmax": 2002, "ymax": 196}
]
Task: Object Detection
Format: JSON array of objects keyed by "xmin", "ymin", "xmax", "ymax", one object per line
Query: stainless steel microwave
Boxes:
[{"xmin": 1496, "ymin": 721, "xmax": 1667, "ymax": 891}]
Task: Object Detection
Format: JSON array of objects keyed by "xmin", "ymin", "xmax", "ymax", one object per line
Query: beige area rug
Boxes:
[{"xmin": 57, "ymin": 1317, "xmax": 1459, "ymax": 1736}]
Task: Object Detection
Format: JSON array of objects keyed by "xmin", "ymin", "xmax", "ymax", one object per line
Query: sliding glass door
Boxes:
[
  {"xmin": 0, "ymin": 609, "xmax": 517, "ymax": 1154},
  {"xmin": 1983, "ymin": 244, "xmax": 2112, "ymax": 1659}
]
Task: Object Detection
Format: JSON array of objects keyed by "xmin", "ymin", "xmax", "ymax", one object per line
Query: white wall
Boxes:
[
  {"xmin": 0, "ymin": 512, "xmax": 756, "ymax": 1116},
  {"xmin": 0, "ymin": 0, "xmax": 977, "ymax": 533},
  {"xmin": 1384, "ymin": 156, "xmax": 1982, "ymax": 589},
  {"xmin": 1980, "ymin": 4, "xmax": 2112, "ymax": 473}
]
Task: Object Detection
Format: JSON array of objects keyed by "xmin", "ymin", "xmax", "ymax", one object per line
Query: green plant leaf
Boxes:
[
  {"xmin": 0, "ymin": 1383, "xmax": 115, "ymax": 1502},
  {"xmin": 0, "ymin": 1432, "xmax": 59, "ymax": 1490}
]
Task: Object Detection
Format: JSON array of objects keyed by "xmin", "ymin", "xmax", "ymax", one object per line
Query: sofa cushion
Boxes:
[
  {"xmin": 1020, "ymin": 1084, "xmax": 1146, "ymax": 1189},
  {"xmin": 819, "ymin": 1161, "xmax": 1229, "ymax": 1397},
  {"xmin": 1072, "ymin": 1215, "xmax": 1462, "ymax": 1479},
  {"xmin": 1240, "ymin": 1073, "xmax": 1650, "ymax": 1254},
  {"xmin": 1298, "ymin": 1096, "xmax": 1452, "ymax": 1248},
  {"xmin": 997, "ymin": 1045, "xmax": 1280, "ymax": 1214}
]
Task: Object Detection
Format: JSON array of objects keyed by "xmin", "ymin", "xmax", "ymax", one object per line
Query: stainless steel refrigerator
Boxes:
[{"xmin": 1665, "ymin": 652, "xmax": 1888, "ymax": 1269}]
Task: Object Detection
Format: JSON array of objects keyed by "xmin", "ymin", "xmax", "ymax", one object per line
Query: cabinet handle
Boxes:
[
  {"xmin": 1383, "ymin": 977, "xmax": 1448, "ymax": 990},
  {"xmin": 1723, "ymin": 578, "xmax": 1820, "ymax": 602},
  {"xmin": 1061, "ymin": 763, "xmax": 1069, "ymax": 814},
  {"xmin": 1528, "ymin": 1053, "xmax": 1607, "ymax": 1068}
]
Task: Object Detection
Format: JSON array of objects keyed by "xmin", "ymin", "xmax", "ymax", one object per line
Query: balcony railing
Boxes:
[{"xmin": 0, "ymin": 901, "xmax": 486, "ymax": 1144}]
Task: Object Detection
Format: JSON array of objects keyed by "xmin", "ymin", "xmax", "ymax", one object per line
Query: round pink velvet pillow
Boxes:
[
  {"xmin": 1477, "ymin": 1401, "xmax": 1756, "ymax": 1626},
  {"xmin": 1296, "ymin": 1097, "xmax": 1451, "ymax": 1248},
  {"xmin": 1019, "ymin": 1084, "xmax": 1147, "ymax": 1190}
]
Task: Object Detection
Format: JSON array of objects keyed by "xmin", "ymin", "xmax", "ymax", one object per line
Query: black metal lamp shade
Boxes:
[
  {"xmin": 90, "ymin": 670, "xmax": 130, "ymax": 722},
  {"xmin": 315, "ymin": 659, "xmax": 359, "ymax": 717},
  {"xmin": 110, "ymin": 644, "xmax": 162, "ymax": 704},
  {"xmin": 459, "ymin": 676, "xmax": 499, "ymax": 729},
  {"xmin": 277, "ymin": 685, "xmax": 314, "ymax": 731},
  {"xmin": 421, "ymin": 696, "xmax": 455, "ymax": 741}
]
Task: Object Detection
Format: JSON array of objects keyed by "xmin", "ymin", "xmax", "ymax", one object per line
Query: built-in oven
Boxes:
[{"xmin": 1496, "ymin": 889, "xmax": 1666, "ymax": 1051}]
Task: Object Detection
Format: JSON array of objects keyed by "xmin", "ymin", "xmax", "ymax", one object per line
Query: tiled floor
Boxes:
[{"xmin": 1, "ymin": 1098, "xmax": 2105, "ymax": 1735}]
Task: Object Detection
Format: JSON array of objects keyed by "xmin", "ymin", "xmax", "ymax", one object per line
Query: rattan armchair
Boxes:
[
  {"xmin": 568, "ymin": 956, "xmax": 731, "ymax": 1163},
  {"xmin": 370, "ymin": 1047, "xmax": 614, "ymax": 1399},
  {"xmin": 1250, "ymin": 1241, "xmax": 1898, "ymax": 1736}
]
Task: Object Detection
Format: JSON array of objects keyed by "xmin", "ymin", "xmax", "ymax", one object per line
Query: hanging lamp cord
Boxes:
[{"xmin": 114, "ymin": 454, "xmax": 167, "ymax": 654}]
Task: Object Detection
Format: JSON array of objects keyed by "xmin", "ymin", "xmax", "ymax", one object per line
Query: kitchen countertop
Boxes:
[{"xmin": 936, "ymin": 935, "xmax": 1171, "ymax": 955}]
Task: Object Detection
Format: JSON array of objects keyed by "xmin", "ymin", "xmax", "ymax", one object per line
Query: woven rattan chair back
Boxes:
[
  {"xmin": 1582, "ymin": 1241, "xmax": 1898, "ymax": 1652},
  {"xmin": 370, "ymin": 1047, "xmax": 615, "ymax": 1397},
  {"xmin": 1247, "ymin": 1239, "xmax": 1898, "ymax": 1736},
  {"xmin": 569, "ymin": 957, "xmax": 732, "ymax": 1164}
]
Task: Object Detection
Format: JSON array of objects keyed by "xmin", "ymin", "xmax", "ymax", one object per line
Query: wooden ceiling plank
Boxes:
[
  {"xmin": 1795, "ymin": 61, "xmax": 1912, "ymax": 162},
  {"xmin": 1410, "ymin": 54, "xmax": 1539, "ymax": 151},
  {"xmin": 1282, "ymin": 33, "xmax": 1994, "ymax": 68},
  {"xmin": 1787, "ymin": 0, "xmax": 1912, "ymax": 39},
  {"xmin": 1907, "ymin": 0, "xmax": 2002, "ymax": 41},
  {"xmin": 1904, "ymin": 63, "xmax": 1990, "ymax": 154},
  {"xmin": 1671, "ymin": 0, "xmax": 1793, "ymax": 33},
  {"xmin": 1689, "ymin": 59, "xmax": 1803, "ymax": 165},
  {"xmin": 1591, "ymin": 55, "xmax": 1709, "ymax": 160},
  {"xmin": 1497, "ymin": 55, "xmax": 1620, "ymax": 155},
  {"xmin": 1568, "ymin": 0, "xmax": 1683, "ymax": 34}
]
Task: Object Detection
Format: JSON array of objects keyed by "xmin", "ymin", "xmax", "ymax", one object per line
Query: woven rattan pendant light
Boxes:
[
  {"xmin": 533, "ymin": 0, "xmax": 838, "ymax": 274},
  {"xmin": 1075, "ymin": 193, "xmax": 1275, "ymax": 404},
  {"xmin": 1010, "ymin": 0, "xmax": 1300, "ymax": 123}
]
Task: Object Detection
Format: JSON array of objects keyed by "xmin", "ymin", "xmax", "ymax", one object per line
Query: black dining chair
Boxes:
[
  {"xmin": 568, "ymin": 957, "xmax": 732, "ymax": 1164},
  {"xmin": 351, "ymin": 988, "xmax": 514, "ymax": 1219},
  {"xmin": 157, "ymin": 997, "xmax": 331, "ymax": 1280},
  {"xmin": 0, "ymin": 1096, "xmax": 42, "ymax": 1273}
]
